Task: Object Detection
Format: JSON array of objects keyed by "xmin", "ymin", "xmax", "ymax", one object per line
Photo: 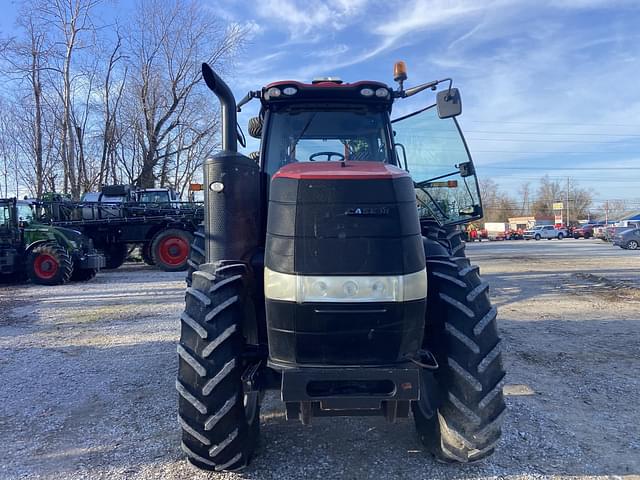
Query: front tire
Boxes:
[
  {"xmin": 103, "ymin": 244, "xmax": 128, "ymax": 270},
  {"xmin": 413, "ymin": 230, "xmax": 505, "ymax": 463},
  {"xmin": 627, "ymin": 240, "xmax": 639, "ymax": 250},
  {"xmin": 178, "ymin": 262, "xmax": 260, "ymax": 472},
  {"xmin": 535, "ymin": 234, "xmax": 541, "ymax": 240},
  {"xmin": 557, "ymin": 233, "xmax": 564, "ymax": 240},
  {"xmin": 27, "ymin": 242, "xmax": 73, "ymax": 285}
]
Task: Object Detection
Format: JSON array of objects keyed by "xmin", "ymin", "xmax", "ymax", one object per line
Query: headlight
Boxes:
[
  {"xmin": 265, "ymin": 87, "xmax": 281, "ymax": 99},
  {"xmin": 375, "ymin": 87, "xmax": 389, "ymax": 98},
  {"xmin": 360, "ymin": 88, "xmax": 374, "ymax": 97},
  {"xmin": 282, "ymin": 86, "xmax": 297, "ymax": 95},
  {"xmin": 264, "ymin": 268, "xmax": 427, "ymax": 303}
]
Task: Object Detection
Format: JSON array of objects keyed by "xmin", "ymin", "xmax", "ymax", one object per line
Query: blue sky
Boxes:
[{"xmin": 2, "ymin": 0, "xmax": 640, "ymax": 209}]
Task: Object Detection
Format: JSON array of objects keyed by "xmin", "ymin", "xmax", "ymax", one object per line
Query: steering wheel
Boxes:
[{"xmin": 309, "ymin": 151, "xmax": 345, "ymax": 162}]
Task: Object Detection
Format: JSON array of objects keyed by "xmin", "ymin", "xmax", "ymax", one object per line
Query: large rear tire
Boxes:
[
  {"xmin": 178, "ymin": 262, "xmax": 260, "ymax": 472},
  {"xmin": 185, "ymin": 224, "xmax": 205, "ymax": 286},
  {"xmin": 27, "ymin": 242, "xmax": 73, "ymax": 285},
  {"xmin": 141, "ymin": 243, "xmax": 155, "ymax": 265},
  {"xmin": 248, "ymin": 117, "xmax": 262, "ymax": 138},
  {"xmin": 413, "ymin": 228, "xmax": 505, "ymax": 462},
  {"xmin": 151, "ymin": 229, "xmax": 193, "ymax": 272}
]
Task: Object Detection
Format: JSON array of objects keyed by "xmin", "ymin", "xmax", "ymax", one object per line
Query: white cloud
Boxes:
[
  {"xmin": 374, "ymin": 0, "xmax": 487, "ymax": 38},
  {"xmin": 253, "ymin": 0, "xmax": 370, "ymax": 39}
]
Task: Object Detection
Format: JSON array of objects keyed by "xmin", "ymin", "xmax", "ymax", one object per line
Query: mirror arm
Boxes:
[
  {"xmin": 394, "ymin": 78, "xmax": 452, "ymax": 99},
  {"xmin": 237, "ymin": 90, "xmax": 262, "ymax": 112}
]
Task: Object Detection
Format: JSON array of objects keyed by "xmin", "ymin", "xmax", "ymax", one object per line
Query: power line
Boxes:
[
  {"xmin": 477, "ymin": 166, "xmax": 640, "ymax": 170},
  {"xmin": 467, "ymin": 137, "xmax": 639, "ymax": 144},
  {"xmin": 466, "ymin": 130, "xmax": 640, "ymax": 137},
  {"xmin": 465, "ymin": 120, "xmax": 640, "ymax": 127}
]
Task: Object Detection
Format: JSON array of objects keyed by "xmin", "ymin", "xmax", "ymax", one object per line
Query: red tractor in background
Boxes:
[{"xmin": 177, "ymin": 61, "xmax": 505, "ymax": 471}]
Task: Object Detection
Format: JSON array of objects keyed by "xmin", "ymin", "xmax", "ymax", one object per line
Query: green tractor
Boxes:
[{"xmin": 0, "ymin": 198, "xmax": 105, "ymax": 285}]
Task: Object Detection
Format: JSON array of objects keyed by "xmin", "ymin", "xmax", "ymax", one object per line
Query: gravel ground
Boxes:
[{"xmin": 1, "ymin": 239, "xmax": 639, "ymax": 479}]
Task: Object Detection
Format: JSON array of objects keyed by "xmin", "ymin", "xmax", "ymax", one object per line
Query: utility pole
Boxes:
[{"xmin": 566, "ymin": 177, "xmax": 570, "ymax": 227}]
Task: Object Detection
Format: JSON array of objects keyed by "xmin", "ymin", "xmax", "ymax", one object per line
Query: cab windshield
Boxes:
[
  {"xmin": 264, "ymin": 106, "xmax": 393, "ymax": 176},
  {"xmin": 138, "ymin": 192, "xmax": 171, "ymax": 203}
]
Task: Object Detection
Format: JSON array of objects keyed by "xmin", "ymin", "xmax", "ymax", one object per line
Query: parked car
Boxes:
[
  {"xmin": 523, "ymin": 225, "xmax": 568, "ymax": 240},
  {"xmin": 613, "ymin": 227, "xmax": 640, "ymax": 250},
  {"xmin": 605, "ymin": 226, "xmax": 633, "ymax": 242},
  {"xmin": 507, "ymin": 228, "xmax": 524, "ymax": 240},
  {"xmin": 594, "ymin": 225, "xmax": 609, "ymax": 240},
  {"xmin": 572, "ymin": 223, "xmax": 603, "ymax": 239}
]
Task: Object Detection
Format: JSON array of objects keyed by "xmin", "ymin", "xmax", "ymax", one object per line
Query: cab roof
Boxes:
[{"xmin": 260, "ymin": 80, "xmax": 394, "ymax": 110}]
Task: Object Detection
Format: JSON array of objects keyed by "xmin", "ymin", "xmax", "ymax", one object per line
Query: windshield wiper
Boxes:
[{"xmin": 291, "ymin": 112, "xmax": 317, "ymax": 147}]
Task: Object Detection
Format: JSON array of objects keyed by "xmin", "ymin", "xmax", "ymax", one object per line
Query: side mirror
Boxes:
[{"xmin": 437, "ymin": 88, "xmax": 462, "ymax": 119}]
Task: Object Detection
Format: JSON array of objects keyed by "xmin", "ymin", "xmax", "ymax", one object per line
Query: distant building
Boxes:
[
  {"xmin": 616, "ymin": 212, "xmax": 640, "ymax": 227},
  {"xmin": 507, "ymin": 216, "xmax": 555, "ymax": 230}
]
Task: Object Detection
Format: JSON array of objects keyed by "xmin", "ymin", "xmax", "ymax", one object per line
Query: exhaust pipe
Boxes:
[
  {"xmin": 202, "ymin": 63, "xmax": 237, "ymax": 152},
  {"xmin": 200, "ymin": 63, "xmax": 259, "ymax": 264}
]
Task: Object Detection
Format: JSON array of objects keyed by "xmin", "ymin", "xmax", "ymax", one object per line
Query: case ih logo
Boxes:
[{"xmin": 345, "ymin": 207, "xmax": 390, "ymax": 216}]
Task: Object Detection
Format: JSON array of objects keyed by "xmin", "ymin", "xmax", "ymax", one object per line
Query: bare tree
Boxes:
[
  {"xmin": 1, "ymin": 9, "xmax": 50, "ymax": 197},
  {"xmin": 98, "ymin": 28, "xmax": 127, "ymax": 188},
  {"xmin": 531, "ymin": 175, "xmax": 564, "ymax": 217},
  {"xmin": 479, "ymin": 178, "xmax": 517, "ymax": 222},
  {"xmin": 517, "ymin": 181, "xmax": 531, "ymax": 216},
  {"xmin": 38, "ymin": 0, "xmax": 101, "ymax": 198},
  {"xmin": 0, "ymin": 0, "xmax": 243, "ymax": 197},
  {"xmin": 531, "ymin": 175, "xmax": 592, "ymax": 221},
  {"xmin": 126, "ymin": 0, "xmax": 244, "ymax": 188}
]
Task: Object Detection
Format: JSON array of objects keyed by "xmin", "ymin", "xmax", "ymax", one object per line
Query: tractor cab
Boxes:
[
  {"xmin": 0, "ymin": 199, "xmax": 19, "ymax": 246},
  {"xmin": 246, "ymin": 69, "xmax": 482, "ymax": 227}
]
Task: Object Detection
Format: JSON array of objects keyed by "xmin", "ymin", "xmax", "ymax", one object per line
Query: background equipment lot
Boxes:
[{"xmin": 1, "ymin": 238, "xmax": 638, "ymax": 479}]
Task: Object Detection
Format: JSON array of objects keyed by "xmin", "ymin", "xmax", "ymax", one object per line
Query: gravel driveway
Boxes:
[{"xmin": 1, "ymin": 239, "xmax": 639, "ymax": 479}]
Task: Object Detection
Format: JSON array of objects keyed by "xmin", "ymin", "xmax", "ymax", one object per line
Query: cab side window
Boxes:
[{"xmin": 17, "ymin": 204, "xmax": 34, "ymax": 223}]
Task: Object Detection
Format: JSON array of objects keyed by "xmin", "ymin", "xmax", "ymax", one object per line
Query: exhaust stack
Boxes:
[
  {"xmin": 202, "ymin": 62, "xmax": 237, "ymax": 152},
  {"xmin": 200, "ymin": 64, "xmax": 259, "ymax": 264}
]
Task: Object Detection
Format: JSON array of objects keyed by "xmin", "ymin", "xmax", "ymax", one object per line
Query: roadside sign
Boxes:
[
  {"xmin": 553, "ymin": 202, "xmax": 564, "ymax": 210},
  {"xmin": 555, "ymin": 214, "xmax": 563, "ymax": 224}
]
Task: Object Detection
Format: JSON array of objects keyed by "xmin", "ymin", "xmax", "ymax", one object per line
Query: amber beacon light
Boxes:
[{"xmin": 393, "ymin": 60, "xmax": 408, "ymax": 82}]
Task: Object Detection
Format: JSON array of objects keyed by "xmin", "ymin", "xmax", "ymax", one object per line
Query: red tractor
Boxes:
[{"xmin": 177, "ymin": 61, "xmax": 505, "ymax": 471}]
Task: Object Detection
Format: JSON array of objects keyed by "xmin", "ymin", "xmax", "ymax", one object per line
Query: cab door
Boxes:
[{"xmin": 392, "ymin": 105, "xmax": 482, "ymax": 226}]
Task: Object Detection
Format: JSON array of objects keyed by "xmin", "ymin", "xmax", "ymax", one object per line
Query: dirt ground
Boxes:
[{"xmin": 1, "ymin": 238, "xmax": 639, "ymax": 479}]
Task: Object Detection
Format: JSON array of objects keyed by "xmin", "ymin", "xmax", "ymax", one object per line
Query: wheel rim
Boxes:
[
  {"xmin": 629, "ymin": 241, "xmax": 638, "ymax": 249},
  {"xmin": 34, "ymin": 253, "xmax": 59, "ymax": 279},
  {"xmin": 158, "ymin": 236, "xmax": 189, "ymax": 266}
]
